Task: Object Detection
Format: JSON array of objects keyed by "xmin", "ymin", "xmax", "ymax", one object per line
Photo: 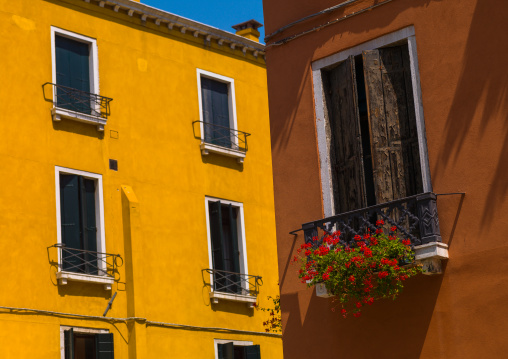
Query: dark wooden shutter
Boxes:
[
  {"xmin": 55, "ymin": 35, "xmax": 91, "ymax": 114},
  {"xmin": 228, "ymin": 204, "xmax": 240, "ymax": 274},
  {"xmin": 64, "ymin": 328, "xmax": 74, "ymax": 359},
  {"xmin": 362, "ymin": 45, "xmax": 423, "ymax": 204},
  {"xmin": 218, "ymin": 342, "xmax": 234, "ymax": 359},
  {"xmin": 201, "ymin": 77, "xmax": 231, "ymax": 148},
  {"xmin": 228, "ymin": 204, "xmax": 241, "ymax": 293},
  {"xmin": 209, "ymin": 201, "xmax": 225, "ymax": 271},
  {"xmin": 201, "ymin": 77, "xmax": 214, "ymax": 144},
  {"xmin": 244, "ymin": 345, "xmax": 261, "ymax": 359},
  {"xmin": 323, "ymin": 56, "xmax": 367, "ymax": 213},
  {"xmin": 95, "ymin": 333, "xmax": 114, "ymax": 359},
  {"xmin": 209, "ymin": 201, "xmax": 227, "ymax": 291},
  {"xmin": 60, "ymin": 174, "xmax": 83, "ymax": 272},
  {"xmin": 80, "ymin": 177, "xmax": 98, "ymax": 275}
]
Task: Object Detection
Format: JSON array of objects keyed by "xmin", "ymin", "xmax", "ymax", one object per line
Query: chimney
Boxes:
[{"xmin": 232, "ymin": 20, "xmax": 263, "ymax": 43}]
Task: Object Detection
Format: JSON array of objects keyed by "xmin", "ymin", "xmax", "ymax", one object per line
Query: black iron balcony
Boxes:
[
  {"xmin": 202, "ymin": 268, "xmax": 263, "ymax": 296},
  {"xmin": 193, "ymin": 121, "xmax": 251, "ymax": 152},
  {"xmin": 301, "ymin": 192, "xmax": 442, "ymax": 248},
  {"xmin": 43, "ymin": 82, "xmax": 112, "ymax": 119},
  {"xmin": 48, "ymin": 243, "xmax": 122, "ymax": 278}
]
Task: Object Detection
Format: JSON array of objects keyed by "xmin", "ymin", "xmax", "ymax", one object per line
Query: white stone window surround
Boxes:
[
  {"xmin": 196, "ymin": 69, "xmax": 246, "ymax": 162},
  {"xmin": 50, "ymin": 26, "xmax": 105, "ymax": 130},
  {"xmin": 60, "ymin": 326, "xmax": 109, "ymax": 359},
  {"xmin": 204, "ymin": 196, "xmax": 254, "ymax": 305},
  {"xmin": 311, "ymin": 26, "xmax": 448, "ymax": 274},
  {"xmin": 214, "ymin": 339, "xmax": 254, "ymax": 359},
  {"xmin": 311, "ymin": 25, "xmax": 432, "ymax": 218},
  {"xmin": 54, "ymin": 166, "xmax": 111, "ymax": 289}
]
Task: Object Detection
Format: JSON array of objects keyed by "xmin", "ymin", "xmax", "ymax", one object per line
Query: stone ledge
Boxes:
[
  {"xmin": 209, "ymin": 291, "xmax": 257, "ymax": 308},
  {"xmin": 414, "ymin": 242, "xmax": 449, "ymax": 275},
  {"xmin": 52, "ymin": 107, "xmax": 107, "ymax": 131},
  {"xmin": 56, "ymin": 271, "xmax": 114, "ymax": 290},
  {"xmin": 200, "ymin": 142, "xmax": 246, "ymax": 163}
]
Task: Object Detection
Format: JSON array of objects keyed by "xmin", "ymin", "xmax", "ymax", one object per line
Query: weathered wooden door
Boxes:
[
  {"xmin": 362, "ymin": 45, "xmax": 423, "ymax": 204},
  {"xmin": 323, "ymin": 56, "xmax": 367, "ymax": 213}
]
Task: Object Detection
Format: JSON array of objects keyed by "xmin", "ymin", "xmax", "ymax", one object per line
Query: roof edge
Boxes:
[{"xmin": 69, "ymin": 0, "xmax": 265, "ymax": 58}]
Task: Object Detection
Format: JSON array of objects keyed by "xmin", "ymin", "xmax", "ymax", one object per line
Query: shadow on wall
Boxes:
[
  {"xmin": 434, "ymin": 0, "xmax": 508, "ymax": 226},
  {"xmin": 281, "ymin": 272, "xmax": 444, "ymax": 359}
]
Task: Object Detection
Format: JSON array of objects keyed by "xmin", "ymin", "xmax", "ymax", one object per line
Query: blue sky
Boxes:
[{"xmin": 142, "ymin": 0, "xmax": 265, "ymax": 42}]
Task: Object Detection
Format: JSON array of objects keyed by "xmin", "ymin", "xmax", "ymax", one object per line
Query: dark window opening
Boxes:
[
  {"xmin": 64, "ymin": 329, "xmax": 114, "ymax": 359},
  {"xmin": 208, "ymin": 201, "xmax": 242, "ymax": 294},
  {"xmin": 55, "ymin": 35, "xmax": 92, "ymax": 114},
  {"xmin": 354, "ymin": 55, "xmax": 377, "ymax": 208},
  {"xmin": 322, "ymin": 43, "xmax": 424, "ymax": 215},
  {"xmin": 59, "ymin": 174, "xmax": 98, "ymax": 275},
  {"xmin": 218, "ymin": 342, "xmax": 261, "ymax": 359},
  {"xmin": 201, "ymin": 77, "xmax": 233, "ymax": 149}
]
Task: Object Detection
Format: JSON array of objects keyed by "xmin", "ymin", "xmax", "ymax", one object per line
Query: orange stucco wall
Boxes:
[{"xmin": 263, "ymin": 0, "xmax": 508, "ymax": 357}]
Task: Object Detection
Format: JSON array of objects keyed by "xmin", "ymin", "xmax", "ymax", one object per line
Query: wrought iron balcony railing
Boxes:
[
  {"xmin": 193, "ymin": 121, "xmax": 251, "ymax": 152},
  {"xmin": 301, "ymin": 192, "xmax": 442, "ymax": 248},
  {"xmin": 202, "ymin": 268, "xmax": 263, "ymax": 296},
  {"xmin": 48, "ymin": 243, "xmax": 123, "ymax": 278},
  {"xmin": 43, "ymin": 82, "xmax": 112, "ymax": 119}
]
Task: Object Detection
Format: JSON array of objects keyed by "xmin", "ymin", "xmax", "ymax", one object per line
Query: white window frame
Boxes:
[
  {"xmin": 311, "ymin": 26, "xmax": 432, "ymax": 217},
  {"xmin": 196, "ymin": 69, "xmax": 245, "ymax": 162},
  {"xmin": 54, "ymin": 166, "xmax": 111, "ymax": 289},
  {"xmin": 214, "ymin": 339, "xmax": 254, "ymax": 359},
  {"xmin": 60, "ymin": 326, "xmax": 109, "ymax": 359},
  {"xmin": 205, "ymin": 196, "xmax": 255, "ymax": 306},
  {"xmin": 50, "ymin": 27, "xmax": 105, "ymax": 130}
]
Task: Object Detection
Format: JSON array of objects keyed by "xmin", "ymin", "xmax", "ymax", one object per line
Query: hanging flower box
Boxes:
[{"xmin": 294, "ymin": 220, "xmax": 422, "ymax": 318}]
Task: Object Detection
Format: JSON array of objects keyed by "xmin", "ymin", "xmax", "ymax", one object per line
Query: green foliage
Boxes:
[{"xmin": 258, "ymin": 295, "xmax": 281, "ymax": 332}]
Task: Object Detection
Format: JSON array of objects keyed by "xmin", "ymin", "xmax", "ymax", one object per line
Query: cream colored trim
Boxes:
[
  {"xmin": 204, "ymin": 196, "xmax": 248, "ymax": 294},
  {"xmin": 50, "ymin": 26, "xmax": 99, "ymax": 100},
  {"xmin": 50, "ymin": 26, "xmax": 105, "ymax": 130},
  {"xmin": 54, "ymin": 166, "xmax": 107, "ymax": 280},
  {"xmin": 56, "ymin": 271, "xmax": 114, "ymax": 290},
  {"xmin": 311, "ymin": 26, "xmax": 431, "ymax": 217},
  {"xmin": 209, "ymin": 291, "xmax": 257, "ymax": 307},
  {"xmin": 196, "ymin": 69, "xmax": 244, "ymax": 161}
]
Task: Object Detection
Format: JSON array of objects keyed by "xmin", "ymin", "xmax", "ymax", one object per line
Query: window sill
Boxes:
[
  {"xmin": 56, "ymin": 271, "xmax": 114, "ymax": 290},
  {"xmin": 52, "ymin": 107, "xmax": 107, "ymax": 131},
  {"xmin": 209, "ymin": 291, "xmax": 257, "ymax": 308},
  {"xmin": 200, "ymin": 142, "xmax": 246, "ymax": 163},
  {"xmin": 414, "ymin": 242, "xmax": 449, "ymax": 275},
  {"xmin": 315, "ymin": 283, "xmax": 333, "ymax": 298}
]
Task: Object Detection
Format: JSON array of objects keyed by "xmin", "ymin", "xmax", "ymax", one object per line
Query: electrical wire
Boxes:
[
  {"xmin": 0, "ymin": 305, "xmax": 281, "ymax": 337},
  {"xmin": 264, "ymin": 0, "xmax": 360, "ymax": 42},
  {"xmin": 265, "ymin": 0, "xmax": 394, "ymax": 49}
]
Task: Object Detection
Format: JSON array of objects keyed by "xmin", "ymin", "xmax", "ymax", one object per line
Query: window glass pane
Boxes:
[
  {"xmin": 59, "ymin": 174, "xmax": 97, "ymax": 274},
  {"xmin": 201, "ymin": 77, "xmax": 232, "ymax": 148},
  {"xmin": 55, "ymin": 34, "xmax": 91, "ymax": 114}
]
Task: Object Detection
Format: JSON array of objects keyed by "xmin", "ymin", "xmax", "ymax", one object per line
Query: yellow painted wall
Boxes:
[{"xmin": 0, "ymin": 0, "xmax": 282, "ymax": 357}]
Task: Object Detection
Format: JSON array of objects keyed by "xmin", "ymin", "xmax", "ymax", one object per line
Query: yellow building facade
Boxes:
[{"xmin": 0, "ymin": 0, "xmax": 282, "ymax": 358}]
